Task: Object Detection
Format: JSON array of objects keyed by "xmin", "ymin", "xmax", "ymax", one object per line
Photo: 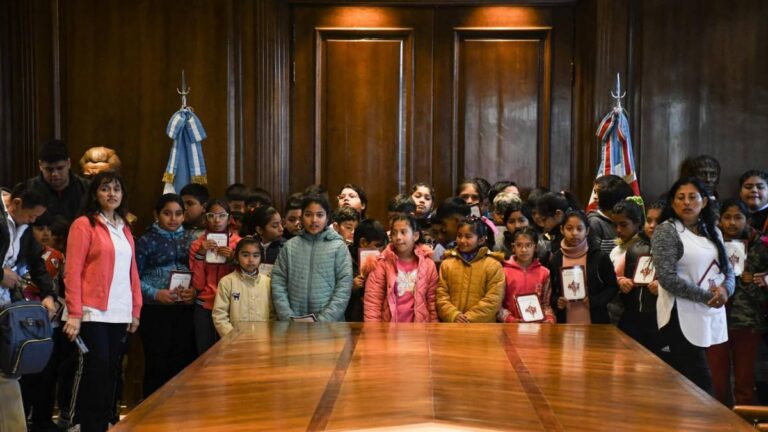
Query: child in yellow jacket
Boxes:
[
  {"xmin": 213, "ymin": 237, "xmax": 274, "ymax": 336},
  {"xmin": 437, "ymin": 217, "xmax": 505, "ymax": 322}
]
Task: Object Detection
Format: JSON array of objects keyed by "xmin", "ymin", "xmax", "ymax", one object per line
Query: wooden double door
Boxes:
[{"xmin": 292, "ymin": 5, "xmax": 574, "ymax": 222}]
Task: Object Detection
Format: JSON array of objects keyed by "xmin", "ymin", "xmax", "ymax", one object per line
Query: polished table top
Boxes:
[{"xmin": 115, "ymin": 323, "xmax": 752, "ymax": 431}]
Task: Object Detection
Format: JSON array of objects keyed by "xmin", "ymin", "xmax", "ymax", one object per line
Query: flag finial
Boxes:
[
  {"xmin": 611, "ymin": 73, "xmax": 626, "ymax": 111},
  {"xmin": 177, "ymin": 70, "xmax": 191, "ymax": 109}
]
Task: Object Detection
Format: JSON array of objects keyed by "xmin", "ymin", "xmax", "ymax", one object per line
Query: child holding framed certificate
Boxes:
[
  {"xmin": 706, "ymin": 199, "xmax": 768, "ymax": 405},
  {"xmin": 548, "ymin": 210, "xmax": 619, "ymax": 324},
  {"xmin": 498, "ymin": 227, "xmax": 555, "ymax": 323},
  {"xmin": 189, "ymin": 199, "xmax": 241, "ymax": 354},
  {"xmin": 609, "ymin": 198, "xmax": 662, "ymax": 353},
  {"xmin": 135, "ymin": 194, "xmax": 197, "ymax": 397}
]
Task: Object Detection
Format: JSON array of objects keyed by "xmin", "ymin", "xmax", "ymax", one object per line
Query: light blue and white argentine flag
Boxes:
[{"xmin": 163, "ymin": 108, "xmax": 208, "ymax": 194}]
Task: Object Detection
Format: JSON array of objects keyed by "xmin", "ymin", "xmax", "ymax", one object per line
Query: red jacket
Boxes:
[
  {"xmin": 500, "ymin": 257, "xmax": 555, "ymax": 323},
  {"xmin": 190, "ymin": 231, "xmax": 240, "ymax": 310},
  {"xmin": 364, "ymin": 244, "xmax": 438, "ymax": 322},
  {"xmin": 64, "ymin": 216, "xmax": 142, "ymax": 319}
]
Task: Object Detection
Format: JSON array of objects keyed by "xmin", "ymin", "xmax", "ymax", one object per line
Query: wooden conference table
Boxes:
[{"xmin": 116, "ymin": 323, "xmax": 752, "ymax": 431}]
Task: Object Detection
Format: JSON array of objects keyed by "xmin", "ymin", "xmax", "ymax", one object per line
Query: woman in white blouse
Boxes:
[
  {"xmin": 63, "ymin": 172, "xmax": 142, "ymax": 431},
  {"xmin": 652, "ymin": 177, "xmax": 734, "ymax": 395}
]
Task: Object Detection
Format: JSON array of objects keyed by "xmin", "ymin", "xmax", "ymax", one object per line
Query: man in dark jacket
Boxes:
[{"xmin": 25, "ymin": 139, "xmax": 89, "ymax": 224}]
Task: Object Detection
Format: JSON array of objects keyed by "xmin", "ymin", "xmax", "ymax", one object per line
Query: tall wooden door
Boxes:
[
  {"xmin": 292, "ymin": 5, "xmax": 573, "ymax": 222},
  {"xmin": 292, "ymin": 6, "xmax": 434, "ymax": 223},
  {"xmin": 432, "ymin": 6, "xmax": 574, "ymax": 197}
]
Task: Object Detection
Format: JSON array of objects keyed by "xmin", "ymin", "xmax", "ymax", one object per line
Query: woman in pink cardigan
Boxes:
[
  {"xmin": 364, "ymin": 215, "xmax": 438, "ymax": 322},
  {"xmin": 62, "ymin": 172, "xmax": 142, "ymax": 432}
]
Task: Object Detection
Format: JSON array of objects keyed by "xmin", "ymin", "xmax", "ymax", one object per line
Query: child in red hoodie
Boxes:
[
  {"xmin": 498, "ymin": 227, "xmax": 555, "ymax": 323},
  {"xmin": 190, "ymin": 199, "xmax": 241, "ymax": 354}
]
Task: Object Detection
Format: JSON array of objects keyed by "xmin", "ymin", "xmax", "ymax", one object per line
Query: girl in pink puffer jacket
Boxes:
[{"xmin": 364, "ymin": 215, "xmax": 438, "ymax": 322}]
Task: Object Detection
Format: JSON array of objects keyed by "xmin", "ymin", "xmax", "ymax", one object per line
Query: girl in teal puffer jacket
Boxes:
[{"xmin": 271, "ymin": 194, "xmax": 353, "ymax": 321}]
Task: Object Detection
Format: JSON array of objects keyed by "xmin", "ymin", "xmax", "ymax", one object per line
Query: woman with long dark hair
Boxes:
[
  {"xmin": 652, "ymin": 177, "xmax": 734, "ymax": 395},
  {"xmin": 62, "ymin": 171, "xmax": 142, "ymax": 431}
]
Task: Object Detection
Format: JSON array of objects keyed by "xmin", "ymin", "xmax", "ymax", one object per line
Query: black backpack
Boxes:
[{"xmin": 0, "ymin": 301, "xmax": 53, "ymax": 377}]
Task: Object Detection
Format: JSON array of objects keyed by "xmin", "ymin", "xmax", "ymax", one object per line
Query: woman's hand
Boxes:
[
  {"xmin": 707, "ymin": 286, "xmax": 729, "ymax": 308},
  {"xmin": 1, "ymin": 267, "xmax": 20, "ymax": 288},
  {"xmin": 647, "ymin": 280, "xmax": 659, "ymax": 295},
  {"xmin": 127, "ymin": 317, "xmax": 140, "ymax": 333},
  {"xmin": 755, "ymin": 273, "xmax": 767, "ymax": 288},
  {"xmin": 155, "ymin": 289, "xmax": 176, "ymax": 305},
  {"xmin": 63, "ymin": 318, "xmax": 81, "ymax": 342}
]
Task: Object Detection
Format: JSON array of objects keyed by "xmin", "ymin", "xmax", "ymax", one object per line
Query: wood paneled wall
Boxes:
[
  {"xmin": 634, "ymin": 0, "xmax": 768, "ymax": 201},
  {"xmin": 1, "ymin": 0, "xmax": 767, "ymax": 225}
]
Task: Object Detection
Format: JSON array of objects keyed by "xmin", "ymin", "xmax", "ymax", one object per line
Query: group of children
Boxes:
[
  {"xmin": 11, "ymin": 167, "xmax": 768, "ymax": 426},
  {"xmin": 190, "ymin": 170, "xmax": 767, "ymax": 408}
]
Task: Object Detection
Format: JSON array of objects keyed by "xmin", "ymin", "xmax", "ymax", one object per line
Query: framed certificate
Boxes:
[
  {"xmin": 205, "ymin": 233, "xmax": 229, "ymax": 264},
  {"xmin": 725, "ymin": 240, "xmax": 747, "ymax": 277},
  {"xmin": 515, "ymin": 294, "xmax": 544, "ymax": 322},
  {"xmin": 358, "ymin": 249, "xmax": 381, "ymax": 275},
  {"xmin": 697, "ymin": 260, "xmax": 725, "ymax": 290},
  {"xmin": 561, "ymin": 265, "xmax": 587, "ymax": 300},
  {"xmin": 168, "ymin": 271, "xmax": 192, "ymax": 302},
  {"xmin": 632, "ymin": 255, "xmax": 656, "ymax": 286}
]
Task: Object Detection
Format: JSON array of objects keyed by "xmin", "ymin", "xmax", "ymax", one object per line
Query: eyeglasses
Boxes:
[
  {"xmin": 205, "ymin": 212, "xmax": 229, "ymax": 221},
  {"xmin": 513, "ymin": 242, "xmax": 535, "ymax": 250}
]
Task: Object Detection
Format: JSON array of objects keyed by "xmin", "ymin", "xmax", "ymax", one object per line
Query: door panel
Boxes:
[
  {"xmin": 292, "ymin": 7, "xmax": 433, "ymax": 223},
  {"xmin": 319, "ymin": 32, "xmax": 409, "ymax": 218},
  {"xmin": 434, "ymin": 6, "xmax": 573, "ymax": 198},
  {"xmin": 456, "ymin": 30, "xmax": 550, "ymax": 188}
]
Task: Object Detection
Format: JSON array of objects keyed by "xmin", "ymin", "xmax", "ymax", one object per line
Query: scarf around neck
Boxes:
[{"xmin": 561, "ymin": 236, "xmax": 589, "ymax": 259}]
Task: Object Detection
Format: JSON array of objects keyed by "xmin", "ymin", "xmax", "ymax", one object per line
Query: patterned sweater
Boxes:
[
  {"xmin": 728, "ymin": 229, "xmax": 768, "ymax": 331},
  {"xmin": 135, "ymin": 223, "xmax": 195, "ymax": 305}
]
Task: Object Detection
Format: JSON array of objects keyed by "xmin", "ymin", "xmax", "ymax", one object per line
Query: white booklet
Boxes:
[{"xmin": 205, "ymin": 233, "xmax": 229, "ymax": 264}]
